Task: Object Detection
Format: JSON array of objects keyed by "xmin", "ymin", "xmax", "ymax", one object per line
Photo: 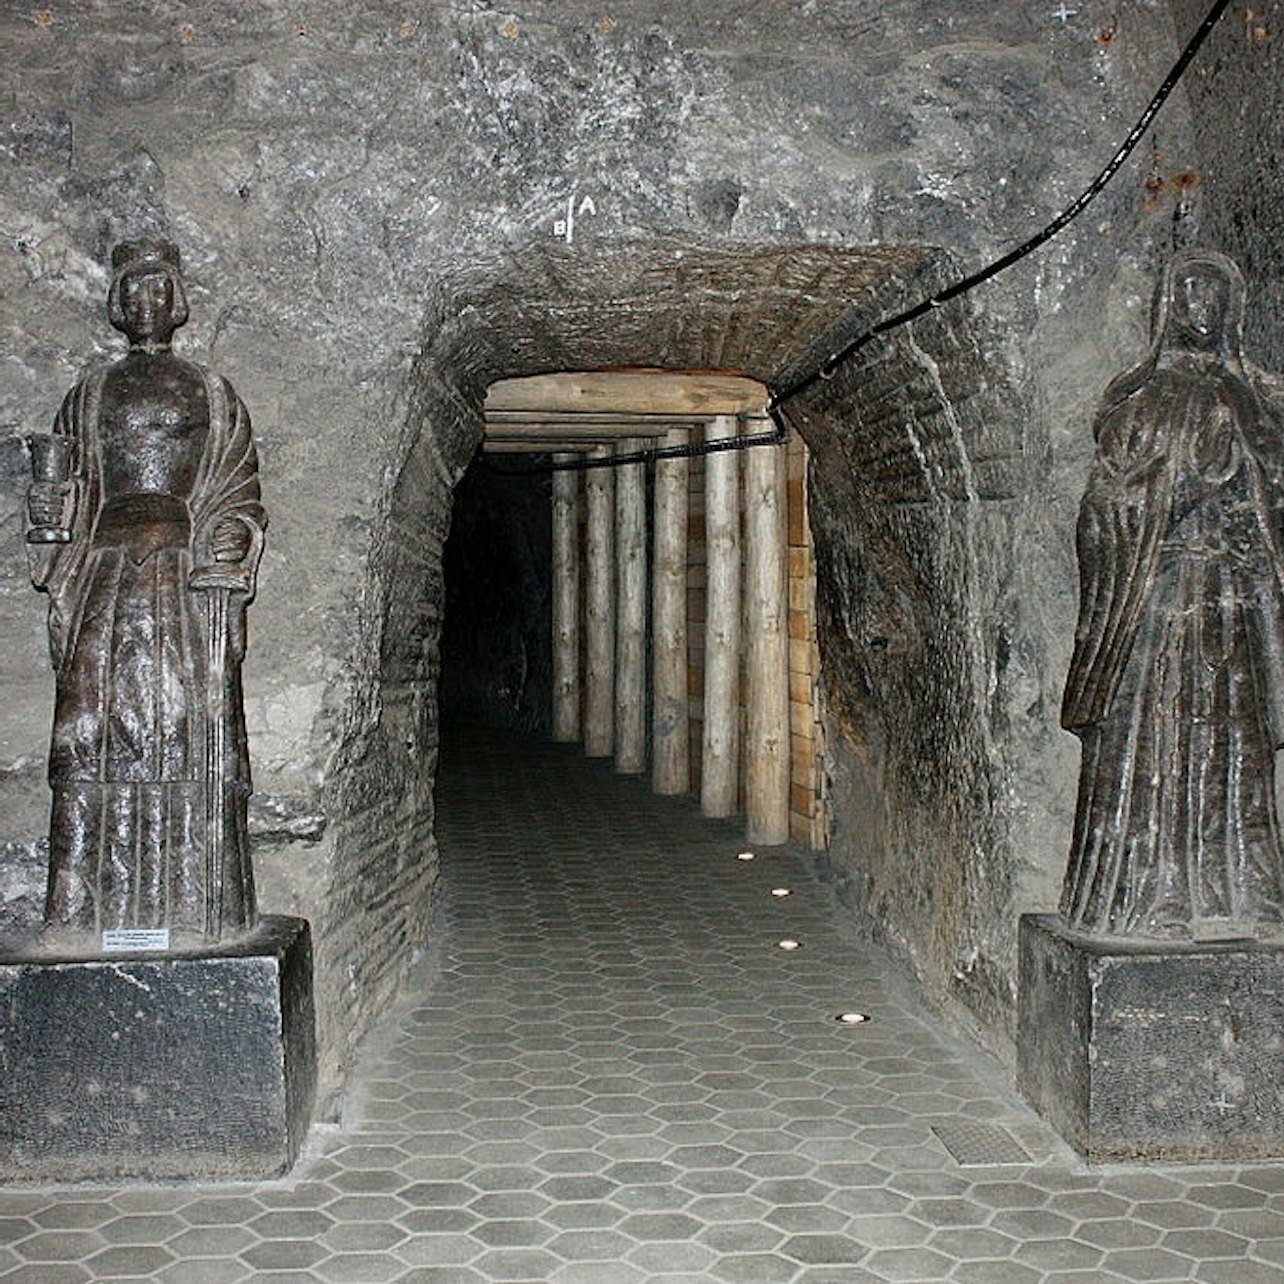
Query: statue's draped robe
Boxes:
[
  {"xmin": 32, "ymin": 365, "xmax": 263, "ymax": 937},
  {"xmin": 1061, "ymin": 358, "xmax": 1284, "ymax": 936}
]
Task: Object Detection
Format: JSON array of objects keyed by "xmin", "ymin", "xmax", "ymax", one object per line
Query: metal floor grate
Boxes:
[{"xmin": 932, "ymin": 1120, "xmax": 1033, "ymax": 1166}]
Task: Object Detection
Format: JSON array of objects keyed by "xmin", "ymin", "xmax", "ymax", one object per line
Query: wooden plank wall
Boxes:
[{"xmin": 786, "ymin": 433, "xmax": 828, "ymax": 850}]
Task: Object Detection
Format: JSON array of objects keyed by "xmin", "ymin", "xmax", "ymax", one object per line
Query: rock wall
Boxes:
[
  {"xmin": 1168, "ymin": 0, "xmax": 1284, "ymax": 372},
  {"xmin": 0, "ymin": 0, "xmax": 1224, "ymax": 1098}
]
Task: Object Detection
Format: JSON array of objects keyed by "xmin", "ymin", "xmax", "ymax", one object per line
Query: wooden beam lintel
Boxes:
[
  {"xmin": 486, "ymin": 370, "xmax": 770, "ymax": 418},
  {"xmin": 482, "ymin": 440, "xmax": 605, "ymax": 454},
  {"xmin": 484, "ymin": 419, "xmax": 677, "ymax": 438}
]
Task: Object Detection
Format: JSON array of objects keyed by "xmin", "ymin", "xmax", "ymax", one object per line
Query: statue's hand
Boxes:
[
  {"xmin": 211, "ymin": 518, "xmax": 252, "ymax": 563},
  {"xmin": 27, "ymin": 481, "xmax": 67, "ymax": 529}
]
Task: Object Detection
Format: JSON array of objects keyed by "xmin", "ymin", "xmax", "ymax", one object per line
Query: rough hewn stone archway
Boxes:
[{"xmin": 315, "ymin": 238, "xmax": 1034, "ymax": 1098}]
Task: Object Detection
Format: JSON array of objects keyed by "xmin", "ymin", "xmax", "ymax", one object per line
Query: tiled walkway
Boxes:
[{"xmin": 5, "ymin": 730, "xmax": 1284, "ymax": 1282}]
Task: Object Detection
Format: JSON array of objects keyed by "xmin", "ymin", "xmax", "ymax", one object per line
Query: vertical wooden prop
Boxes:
[
  {"xmin": 744, "ymin": 439, "xmax": 791, "ymax": 844},
  {"xmin": 614, "ymin": 438, "xmax": 647, "ymax": 774},
  {"xmin": 652, "ymin": 428, "xmax": 689, "ymax": 795},
  {"xmin": 702, "ymin": 416, "xmax": 741, "ymax": 818},
  {"xmin": 551, "ymin": 459, "xmax": 580, "ymax": 742},
  {"xmin": 584, "ymin": 449, "xmax": 615, "ymax": 757}
]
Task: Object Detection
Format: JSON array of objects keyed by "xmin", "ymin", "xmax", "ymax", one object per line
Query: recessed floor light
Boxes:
[
  {"xmin": 736, "ymin": 851, "xmax": 756, "ymax": 862},
  {"xmin": 771, "ymin": 888, "xmax": 792, "ymax": 898},
  {"xmin": 777, "ymin": 939, "xmax": 803, "ymax": 951},
  {"xmin": 835, "ymin": 1012, "xmax": 870, "ymax": 1024}
]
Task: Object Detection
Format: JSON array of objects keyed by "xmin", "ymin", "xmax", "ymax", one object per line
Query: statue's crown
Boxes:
[{"xmin": 110, "ymin": 239, "xmax": 181, "ymax": 274}]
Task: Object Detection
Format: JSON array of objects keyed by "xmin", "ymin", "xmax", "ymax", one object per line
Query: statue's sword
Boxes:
[
  {"xmin": 203, "ymin": 584, "xmax": 230, "ymax": 940},
  {"xmin": 192, "ymin": 521, "xmax": 261, "ymax": 941},
  {"xmin": 200, "ymin": 588, "xmax": 231, "ymax": 939}
]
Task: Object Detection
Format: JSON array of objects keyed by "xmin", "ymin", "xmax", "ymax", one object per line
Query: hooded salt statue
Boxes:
[
  {"xmin": 1061, "ymin": 248, "xmax": 1284, "ymax": 939},
  {"xmin": 26, "ymin": 240, "xmax": 266, "ymax": 944}
]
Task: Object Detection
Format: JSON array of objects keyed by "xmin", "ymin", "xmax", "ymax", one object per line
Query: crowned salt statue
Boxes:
[
  {"xmin": 1061, "ymin": 249, "xmax": 1284, "ymax": 939},
  {"xmin": 26, "ymin": 241, "xmax": 266, "ymax": 944}
]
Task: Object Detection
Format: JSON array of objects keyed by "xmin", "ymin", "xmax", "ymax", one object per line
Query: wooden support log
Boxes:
[
  {"xmin": 702, "ymin": 416, "xmax": 741, "ymax": 818},
  {"xmin": 584, "ymin": 448, "xmax": 615, "ymax": 757},
  {"xmin": 482, "ymin": 440, "xmax": 605, "ymax": 453},
  {"xmin": 744, "ymin": 438, "xmax": 791, "ymax": 844},
  {"xmin": 614, "ymin": 438, "xmax": 647, "ymax": 774},
  {"xmin": 551, "ymin": 458, "xmax": 580, "ymax": 743},
  {"xmin": 652, "ymin": 428, "xmax": 689, "ymax": 795},
  {"xmin": 485, "ymin": 370, "xmax": 768, "ymax": 418},
  {"xmin": 485, "ymin": 417, "xmax": 675, "ymax": 436}
]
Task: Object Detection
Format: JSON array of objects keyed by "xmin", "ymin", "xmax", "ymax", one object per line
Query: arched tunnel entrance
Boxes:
[
  {"xmin": 322, "ymin": 239, "xmax": 1033, "ymax": 1100},
  {"xmin": 310, "ymin": 242, "xmax": 1066, "ymax": 1269}
]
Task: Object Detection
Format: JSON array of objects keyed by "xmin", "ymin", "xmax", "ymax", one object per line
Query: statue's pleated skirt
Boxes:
[
  {"xmin": 43, "ymin": 544, "xmax": 253, "ymax": 935},
  {"xmin": 1063, "ymin": 547, "xmax": 1284, "ymax": 936}
]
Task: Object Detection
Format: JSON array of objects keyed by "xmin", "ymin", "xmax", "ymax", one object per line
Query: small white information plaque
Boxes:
[{"xmin": 101, "ymin": 928, "xmax": 170, "ymax": 952}]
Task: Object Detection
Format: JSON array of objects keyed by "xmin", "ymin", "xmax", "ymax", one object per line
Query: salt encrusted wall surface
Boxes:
[
  {"xmin": 1168, "ymin": 0, "xmax": 1284, "ymax": 372},
  {"xmin": 0, "ymin": 1, "xmax": 1206, "ymax": 1097}
]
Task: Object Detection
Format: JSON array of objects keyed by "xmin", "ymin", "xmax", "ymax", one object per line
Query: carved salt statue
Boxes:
[
  {"xmin": 27, "ymin": 240, "xmax": 265, "ymax": 944},
  {"xmin": 1061, "ymin": 249, "xmax": 1284, "ymax": 939}
]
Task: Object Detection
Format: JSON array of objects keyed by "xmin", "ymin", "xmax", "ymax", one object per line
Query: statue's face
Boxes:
[
  {"xmin": 118, "ymin": 266, "xmax": 177, "ymax": 341},
  {"xmin": 1171, "ymin": 268, "xmax": 1230, "ymax": 344}
]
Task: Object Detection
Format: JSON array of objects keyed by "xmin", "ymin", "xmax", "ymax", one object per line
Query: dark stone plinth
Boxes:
[
  {"xmin": 0, "ymin": 915, "xmax": 315, "ymax": 1183},
  {"xmin": 1018, "ymin": 913, "xmax": 1284, "ymax": 1163}
]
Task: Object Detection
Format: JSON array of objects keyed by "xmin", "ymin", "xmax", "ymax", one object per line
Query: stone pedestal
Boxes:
[
  {"xmin": 0, "ymin": 915, "xmax": 315, "ymax": 1183},
  {"xmin": 1018, "ymin": 913, "xmax": 1284, "ymax": 1163}
]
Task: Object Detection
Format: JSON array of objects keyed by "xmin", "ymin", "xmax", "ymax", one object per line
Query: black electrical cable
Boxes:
[
  {"xmin": 766, "ymin": 0, "xmax": 1232, "ymax": 414},
  {"xmin": 486, "ymin": 0, "xmax": 1231, "ymax": 477}
]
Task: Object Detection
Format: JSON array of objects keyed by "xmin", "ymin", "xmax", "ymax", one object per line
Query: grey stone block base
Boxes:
[
  {"xmin": 1018, "ymin": 912, "xmax": 1284, "ymax": 1163},
  {"xmin": 0, "ymin": 915, "xmax": 315, "ymax": 1183}
]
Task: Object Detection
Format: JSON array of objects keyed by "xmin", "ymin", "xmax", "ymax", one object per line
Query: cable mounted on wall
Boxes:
[{"xmin": 487, "ymin": 0, "xmax": 1231, "ymax": 476}]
